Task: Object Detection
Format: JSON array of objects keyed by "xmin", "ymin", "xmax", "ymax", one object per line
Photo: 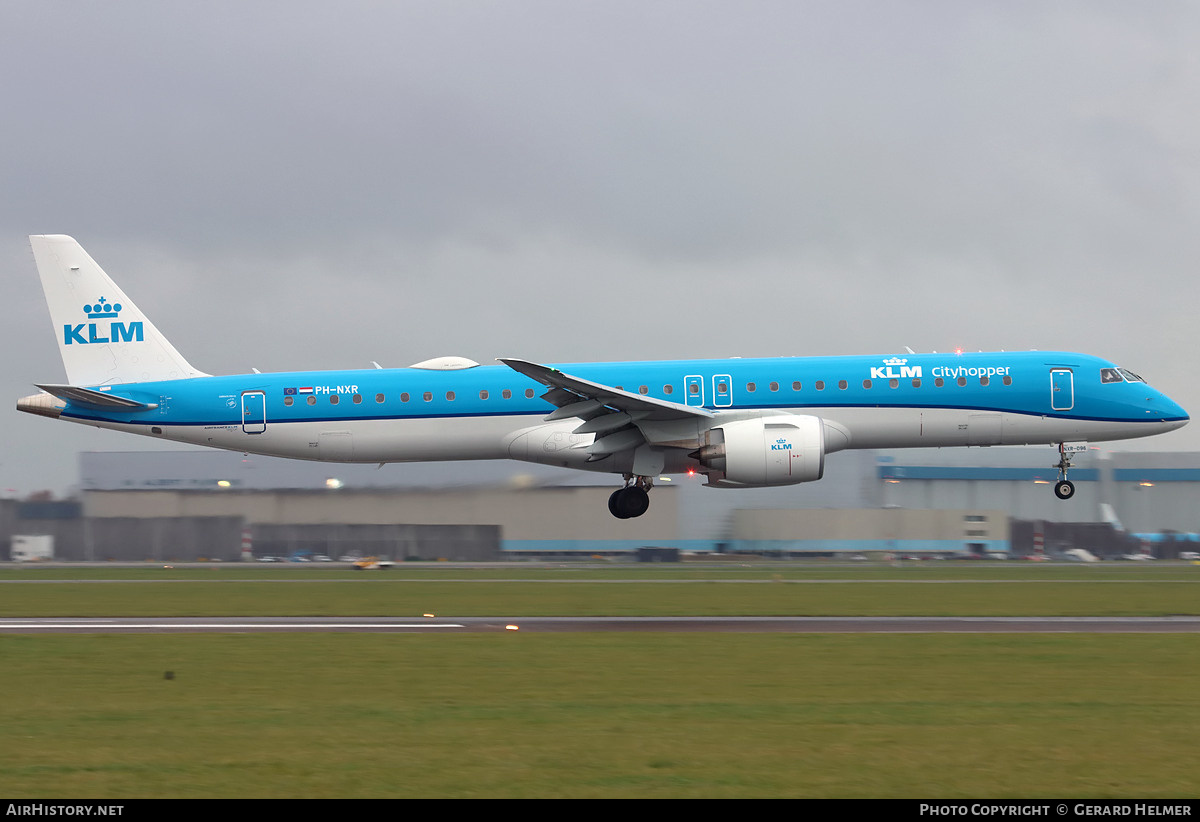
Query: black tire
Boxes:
[
  {"xmin": 618, "ymin": 487, "xmax": 650, "ymax": 518},
  {"xmin": 1054, "ymin": 480, "xmax": 1075, "ymax": 500},
  {"xmin": 608, "ymin": 489, "xmax": 631, "ymax": 519},
  {"xmin": 608, "ymin": 487, "xmax": 650, "ymax": 519}
]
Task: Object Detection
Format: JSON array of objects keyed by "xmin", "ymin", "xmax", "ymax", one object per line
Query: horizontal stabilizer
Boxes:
[{"xmin": 34, "ymin": 384, "xmax": 156, "ymax": 411}]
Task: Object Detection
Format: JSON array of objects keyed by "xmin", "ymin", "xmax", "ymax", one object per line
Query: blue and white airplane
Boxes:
[{"xmin": 18, "ymin": 235, "xmax": 1190, "ymax": 518}]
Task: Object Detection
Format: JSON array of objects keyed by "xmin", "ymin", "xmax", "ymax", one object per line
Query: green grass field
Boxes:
[
  {"xmin": 1, "ymin": 562, "xmax": 1197, "ymax": 617},
  {"xmin": 2, "ymin": 563, "xmax": 1198, "ymax": 798}
]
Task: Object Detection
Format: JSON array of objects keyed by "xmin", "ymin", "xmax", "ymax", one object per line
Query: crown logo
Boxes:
[
  {"xmin": 883, "ymin": 357, "xmax": 907, "ymax": 366},
  {"xmin": 84, "ymin": 297, "xmax": 122, "ymax": 319}
]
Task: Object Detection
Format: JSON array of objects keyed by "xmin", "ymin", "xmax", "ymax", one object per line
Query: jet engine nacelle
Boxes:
[{"xmin": 692, "ymin": 414, "xmax": 826, "ymax": 487}]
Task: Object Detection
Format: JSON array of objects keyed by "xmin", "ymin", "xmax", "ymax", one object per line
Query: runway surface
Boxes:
[{"xmin": 4, "ymin": 616, "xmax": 1200, "ymax": 633}]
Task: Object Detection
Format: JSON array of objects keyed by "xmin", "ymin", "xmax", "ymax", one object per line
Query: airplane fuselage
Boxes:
[{"xmin": 26, "ymin": 351, "xmax": 1188, "ymax": 477}]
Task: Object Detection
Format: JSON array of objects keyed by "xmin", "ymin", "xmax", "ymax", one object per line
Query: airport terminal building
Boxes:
[{"xmin": 3, "ymin": 445, "xmax": 1198, "ymax": 561}]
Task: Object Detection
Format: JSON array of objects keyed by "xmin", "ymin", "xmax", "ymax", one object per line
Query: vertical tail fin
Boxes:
[
  {"xmin": 29, "ymin": 235, "xmax": 207, "ymax": 386},
  {"xmin": 1099, "ymin": 503, "xmax": 1124, "ymax": 533}
]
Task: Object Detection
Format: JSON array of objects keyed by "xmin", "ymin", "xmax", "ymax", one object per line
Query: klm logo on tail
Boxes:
[{"xmin": 63, "ymin": 297, "xmax": 143, "ymax": 345}]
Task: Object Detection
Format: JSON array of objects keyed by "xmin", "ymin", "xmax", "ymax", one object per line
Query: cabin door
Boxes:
[
  {"xmin": 241, "ymin": 391, "xmax": 266, "ymax": 434},
  {"xmin": 1050, "ymin": 369, "xmax": 1074, "ymax": 411}
]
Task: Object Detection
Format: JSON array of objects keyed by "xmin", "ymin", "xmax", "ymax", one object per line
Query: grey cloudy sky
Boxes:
[{"xmin": 3, "ymin": 1, "xmax": 1198, "ymax": 495}]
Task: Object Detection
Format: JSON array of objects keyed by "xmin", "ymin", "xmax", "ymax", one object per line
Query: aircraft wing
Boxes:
[
  {"xmin": 498, "ymin": 359, "xmax": 712, "ymax": 422},
  {"xmin": 498, "ymin": 358, "xmax": 712, "ymax": 465}
]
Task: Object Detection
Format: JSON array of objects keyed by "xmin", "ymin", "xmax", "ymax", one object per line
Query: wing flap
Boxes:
[
  {"xmin": 545, "ymin": 398, "xmax": 606, "ymax": 422},
  {"xmin": 587, "ymin": 427, "xmax": 647, "ymax": 457}
]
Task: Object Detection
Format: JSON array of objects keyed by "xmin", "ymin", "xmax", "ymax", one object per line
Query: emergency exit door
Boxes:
[{"xmin": 713, "ymin": 374, "xmax": 733, "ymax": 407}]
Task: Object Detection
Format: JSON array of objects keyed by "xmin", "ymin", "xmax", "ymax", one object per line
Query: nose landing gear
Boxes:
[
  {"xmin": 1053, "ymin": 443, "xmax": 1077, "ymax": 500},
  {"xmin": 608, "ymin": 475, "xmax": 652, "ymax": 519}
]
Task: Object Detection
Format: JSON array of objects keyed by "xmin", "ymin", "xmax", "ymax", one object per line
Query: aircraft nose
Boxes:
[{"xmin": 1154, "ymin": 394, "xmax": 1189, "ymax": 430}]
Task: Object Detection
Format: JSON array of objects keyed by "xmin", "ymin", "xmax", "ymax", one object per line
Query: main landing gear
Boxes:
[
  {"xmin": 609, "ymin": 475, "xmax": 652, "ymax": 519},
  {"xmin": 1053, "ymin": 443, "xmax": 1076, "ymax": 500}
]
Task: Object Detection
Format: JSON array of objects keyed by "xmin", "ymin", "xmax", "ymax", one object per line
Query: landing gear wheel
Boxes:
[
  {"xmin": 1052, "ymin": 443, "xmax": 1080, "ymax": 501},
  {"xmin": 608, "ymin": 486, "xmax": 650, "ymax": 519},
  {"xmin": 622, "ymin": 487, "xmax": 650, "ymax": 518},
  {"xmin": 608, "ymin": 489, "xmax": 631, "ymax": 519}
]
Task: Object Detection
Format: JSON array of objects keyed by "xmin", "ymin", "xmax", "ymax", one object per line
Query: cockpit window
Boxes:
[
  {"xmin": 1100, "ymin": 368, "xmax": 1123, "ymax": 384},
  {"xmin": 1118, "ymin": 368, "xmax": 1145, "ymax": 383}
]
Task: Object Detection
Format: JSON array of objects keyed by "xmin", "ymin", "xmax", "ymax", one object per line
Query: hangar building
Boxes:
[{"xmin": 4, "ymin": 444, "xmax": 1197, "ymax": 560}]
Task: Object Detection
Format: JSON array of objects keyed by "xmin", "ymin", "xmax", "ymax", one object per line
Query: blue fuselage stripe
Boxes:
[{"xmin": 57, "ymin": 351, "xmax": 1190, "ymax": 428}]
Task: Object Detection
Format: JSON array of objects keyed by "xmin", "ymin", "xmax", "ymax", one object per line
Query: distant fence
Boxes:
[
  {"xmin": 5, "ymin": 516, "xmax": 245, "ymax": 562},
  {"xmin": 249, "ymin": 523, "xmax": 501, "ymax": 562},
  {"xmin": 3, "ymin": 507, "xmax": 501, "ymax": 561}
]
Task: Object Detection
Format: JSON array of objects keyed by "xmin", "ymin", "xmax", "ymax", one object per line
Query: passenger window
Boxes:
[
  {"xmin": 746, "ymin": 382, "xmax": 756, "ymax": 392},
  {"xmin": 284, "ymin": 396, "xmax": 294, "ymax": 407},
  {"xmin": 375, "ymin": 393, "xmax": 385, "ymax": 403},
  {"xmin": 480, "ymin": 390, "xmax": 489, "ymax": 400},
  {"xmin": 1003, "ymin": 376, "xmax": 1012, "ymax": 386},
  {"xmin": 353, "ymin": 394, "xmax": 362, "ymax": 404},
  {"xmin": 792, "ymin": 381, "xmax": 801, "ymax": 391},
  {"xmin": 689, "ymin": 384, "xmax": 699, "ymax": 395},
  {"xmin": 329, "ymin": 395, "xmax": 339, "ymax": 405},
  {"xmin": 307, "ymin": 396, "xmax": 316, "ymax": 405},
  {"xmin": 935, "ymin": 378, "xmax": 944, "ymax": 387},
  {"xmin": 664, "ymin": 385, "xmax": 673, "ymax": 395},
  {"xmin": 957, "ymin": 377, "xmax": 967, "ymax": 387},
  {"xmin": 423, "ymin": 392, "xmax": 432, "ymax": 402},
  {"xmin": 525, "ymin": 388, "xmax": 535, "ymax": 398},
  {"xmin": 502, "ymin": 389, "xmax": 512, "ymax": 399},
  {"xmin": 838, "ymin": 380, "xmax": 847, "ymax": 390},
  {"xmin": 815, "ymin": 381, "xmax": 825, "ymax": 390},
  {"xmin": 400, "ymin": 393, "xmax": 409, "ymax": 403},
  {"xmin": 769, "ymin": 382, "xmax": 779, "ymax": 392},
  {"xmin": 863, "ymin": 380, "xmax": 872, "ymax": 389},
  {"xmin": 446, "ymin": 391, "xmax": 455, "ymax": 401},
  {"xmin": 639, "ymin": 386, "xmax": 649, "ymax": 395},
  {"xmin": 890, "ymin": 379, "xmax": 899, "ymax": 389},
  {"xmin": 912, "ymin": 379, "xmax": 921, "ymax": 388},
  {"xmin": 980, "ymin": 376, "xmax": 989, "ymax": 386}
]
